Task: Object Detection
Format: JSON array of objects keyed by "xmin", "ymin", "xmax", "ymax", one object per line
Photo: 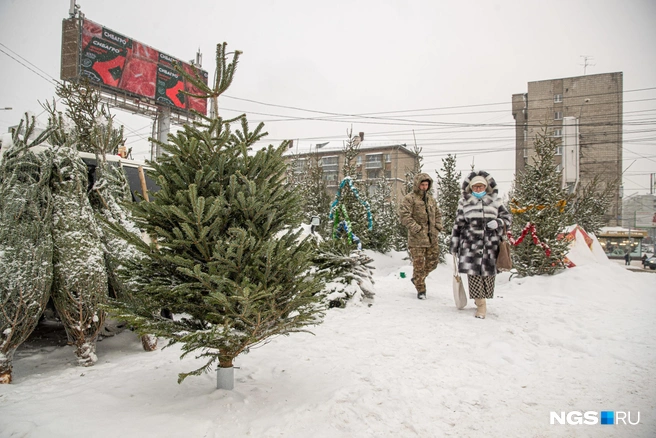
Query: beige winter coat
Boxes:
[{"xmin": 399, "ymin": 173, "xmax": 443, "ymax": 248}]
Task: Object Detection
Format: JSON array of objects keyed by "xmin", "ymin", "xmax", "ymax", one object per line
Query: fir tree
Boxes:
[
  {"xmin": 50, "ymin": 81, "xmax": 128, "ymax": 157},
  {"xmin": 569, "ymin": 175, "xmax": 618, "ymax": 235},
  {"xmin": 302, "ymin": 154, "xmax": 331, "ymax": 237},
  {"xmin": 367, "ymin": 178, "xmax": 403, "ymax": 253},
  {"xmin": 106, "ymin": 43, "xmax": 326, "ymax": 384},
  {"xmin": 333, "ymin": 130, "xmax": 372, "ymax": 248},
  {"xmin": 404, "ymin": 142, "xmax": 423, "ymax": 194},
  {"xmin": 313, "ymin": 239, "xmax": 375, "ymax": 308},
  {"xmin": 510, "ymin": 128, "xmax": 573, "ymax": 276},
  {"xmin": 50, "ymin": 145, "xmax": 108, "ymax": 366},
  {"xmin": 288, "ymin": 152, "xmax": 331, "ymax": 237},
  {"xmin": 0, "ymin": 116, "xmax": 53, "ymax": 384},
  {"xmin": 435, "ymin": 154, "xmax": 461, "ymax": 262}
]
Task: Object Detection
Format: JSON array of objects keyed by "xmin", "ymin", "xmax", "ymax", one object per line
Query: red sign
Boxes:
[{"xmin": 77, "ymin": 19, "xmax": 207, "ymax": 115}]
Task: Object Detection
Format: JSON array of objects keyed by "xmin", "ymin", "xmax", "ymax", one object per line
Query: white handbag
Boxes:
[{"xmin": 452, "ymin": 255, "xmax": 467, "ymax": 309}]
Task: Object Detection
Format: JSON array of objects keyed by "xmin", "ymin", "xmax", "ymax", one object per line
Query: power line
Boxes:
[{"xmin": 0, "ymin": 44, "xmax": 60, "ymax": 87}]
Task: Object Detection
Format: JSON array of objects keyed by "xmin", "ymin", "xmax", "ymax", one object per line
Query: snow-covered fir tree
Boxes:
[
  {"xmin": 367, "ymin": 178, "xmax": 404, "ymax": 253},
  {"xmin": 313, "ymin": 239, "xmax": 375, "ymax": 308},
  {"xmin": 106, "ymin": 43, "xmax": 326, "ymax": 384},
  {"xmin": 404, "ymin": 142, "xmax": 423, "ymax": 195},
  {"xmin": 303, "ymin": 154, "xmax": 332, "ymax": 237},
  {"xmin": 435, "ymin": 154, "xmax": 461, "ymax": 262},
  {"xmin": 510, "ymin": 128, "xmax": 573, "ymax": 276},
  {"xmin": 333, "ymin": 132, "xmax": 372, "ymax": 248},
  {"xmin": 290, "ymin": 152, "xmax": 331, "ymax": 238},
  {"xmin": 569, "ymin": 175, "xmax": 618, "ymax": 235},
  {"xmin": 0, "ymin": 118, "xmax": 54, "ymax": 384},
  {"xmin": 50, "ymin": 145, "xmax": 108, "ymax": 366}
]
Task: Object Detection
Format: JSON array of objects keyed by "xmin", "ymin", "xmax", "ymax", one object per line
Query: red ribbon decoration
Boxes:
[{"xmin": 507, "ymin": 222, "xmax": 552, "ymax": 257}]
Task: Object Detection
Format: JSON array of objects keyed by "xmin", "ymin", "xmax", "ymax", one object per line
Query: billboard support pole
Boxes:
[{"xmin": 156, "ymin": 106, "xmax": 171, "ymax": 159}]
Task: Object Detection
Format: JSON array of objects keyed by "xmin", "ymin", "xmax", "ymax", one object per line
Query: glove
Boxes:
[
  {"xmin": 411, "ymin": 224, "xmax": 422, "ymax": 234},
  {"xmin": 486, "ymin": 220, "xmax": 499, "ymax": 230}
]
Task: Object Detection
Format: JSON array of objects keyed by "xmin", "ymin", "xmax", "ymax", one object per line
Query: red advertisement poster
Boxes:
[
  {"xmin": 77, "ymin": 18, "xmax": 207, "ymax": 115},
  {"xmin": 155, "ymin": 64, "xmax": 185, "ymax": 109}
]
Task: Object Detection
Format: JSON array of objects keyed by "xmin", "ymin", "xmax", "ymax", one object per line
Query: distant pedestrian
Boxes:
[
  {"xmin": 641, "ymin": 253, "xmax": 648, "ymax": 269},
  {"xmin": 624, "ymin": 252, "xmax": 631, "ymax": 265}
]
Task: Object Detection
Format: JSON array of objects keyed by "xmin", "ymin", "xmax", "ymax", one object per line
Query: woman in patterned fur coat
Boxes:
[{"xmin": 450, "ymin": 170, "xmax": 512, "ymax": 319}]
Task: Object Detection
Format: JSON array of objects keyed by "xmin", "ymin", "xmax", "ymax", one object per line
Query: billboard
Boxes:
[{"xmin": 61, "ymin": 17, "xmax": 208, "ymax": 116}]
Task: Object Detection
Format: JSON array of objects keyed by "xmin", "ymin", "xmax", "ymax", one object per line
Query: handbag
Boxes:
[
  {"xmin": 497, "ymin": 224, "xmax": 513, "ymax": 272},
  {"xmin": 452, "ymin": 254, "xmax": 467, "ymax": 309}
]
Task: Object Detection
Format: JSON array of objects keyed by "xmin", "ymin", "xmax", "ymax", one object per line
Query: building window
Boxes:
[
  {"xmin": 554, "ymin": 111, "xmax": 563, "ymax": 120},
  {"xmin": 356, "ymin": 156, "xmax": 362, "ymax": 165},
  {"xmin": 553, "ymin": 128, "xmax": 562, "ymax": 137},
  {"xmin": 555, "ymin": 146, "xmax": 563, "ymax": 156},
  {"xmin": 556, "ymin": 163, "xmax": 562, "ymax": 172},
  {"xmin": 324, "ymin": 171, "xmax": 339, "ymax": 186},
  {"xmin": 319, "ymin": 156, "xmax": 338, "ymax": 170},
  {"xmin": 554, "ymin": 94, "xmax": 562, "ymax": 103},
  {"xmin": 523, "ymin": 130, "xmax": 527, "ymax": 142},
  {"xmin": 384, "ymin": 153, "xmax": 391, "ymax": 163},
  {"xmin": 367, "ymin": 168, "xmax": 382, "ymax": 179},
  {"xmin": 365, "ymin": 154, "xmax": 383, "ymax": 169},
  {"xmin": 293, "ymin": 158, "xmax": 307, "ymax": 174},
  {"xmin": 523, "ymin": 147, "xmax": 528, "ymax": 158},
  {"xmin": 384, "ymin": 170, "xmax": 392, "ymax": 179}
]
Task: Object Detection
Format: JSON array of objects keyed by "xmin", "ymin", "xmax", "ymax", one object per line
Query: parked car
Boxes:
[{"xmin": 645, "ymin": 256, "xmax": 656, "ymax": 270}]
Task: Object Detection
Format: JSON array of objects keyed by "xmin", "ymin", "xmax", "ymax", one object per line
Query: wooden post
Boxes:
[{"xmin": 138, "ymin": 166, "xmax": 150, "ymax": 202}]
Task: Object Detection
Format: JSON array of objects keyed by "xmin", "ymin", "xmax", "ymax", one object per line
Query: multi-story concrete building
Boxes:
[
  {"xmin": 512, "ymin": 72, "xmax": 623, "ymax": 225},
  {"xmin": 284, "ymin": 132, "xmax": 417, "ymax": 202}
]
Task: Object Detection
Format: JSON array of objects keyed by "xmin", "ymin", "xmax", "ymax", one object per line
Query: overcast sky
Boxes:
[{"xmin": 1, "ymin": 0, "xmax": 655, "ymax": 199}]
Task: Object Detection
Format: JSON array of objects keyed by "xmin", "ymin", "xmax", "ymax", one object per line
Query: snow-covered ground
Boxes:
[{"xmin": 1, "ymin": 250, "xmax": 655, "ymax": 438}]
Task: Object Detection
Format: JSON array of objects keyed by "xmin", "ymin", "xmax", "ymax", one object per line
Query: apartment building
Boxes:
[
  {"xmin": 512, "ymin": 72, "xmax": 623, "ymax": 225},
  {"xmin": 284, "ymin": 132, "xmax": 417, "ymax": 202}
]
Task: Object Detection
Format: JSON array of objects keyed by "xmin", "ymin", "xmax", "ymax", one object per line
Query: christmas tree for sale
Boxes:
[
  {"xmin": 107, "ymin": 43, "xmax": 326, "ymax": 387},
  {"xmin": 435, "ymin": 154, "xmax": 461, "ymax": 263},
  {"xmin": 367, "ymin": 178, "xmax": 403, "ymax": 253},
  {"xmin": 313, "ymin": 239, "xmax": 375, "ymax": 308},
  {"xmin": 50, "ymin": 145, "xmax": 108, "ymax": 366},
  {"xmin": 510, "ymin": 129, "xmax": 573, "ymax": 276},
  {"xmin": 0, "ymin": 117, "xmax": 53, "ymax": 384}
]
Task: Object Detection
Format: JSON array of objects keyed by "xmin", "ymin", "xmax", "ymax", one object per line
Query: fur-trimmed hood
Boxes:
[{"xmin": 461, "ymin": 170, "xmax": 499, "ymax": 198}]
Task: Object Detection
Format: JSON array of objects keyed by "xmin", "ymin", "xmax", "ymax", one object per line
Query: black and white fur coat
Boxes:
[{"xmin": 450, "ymin": 171, "xmax": 512, "ymax": 277}]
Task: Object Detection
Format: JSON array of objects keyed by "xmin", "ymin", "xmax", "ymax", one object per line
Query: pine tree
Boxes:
[
  {"xmin": 511, "ymin": 128, "xmax": 573, "ymax": 276},
  {"xmin": 0, "ymin": 117, "xmax": 53, "ymax": 384},
  {"xmin": 435, "ymin": 154, "xmax": 461, "ymax": 263},
  {"xmin": 106, "ymin": 43, "xmax": 326, "ymax": 384}
]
